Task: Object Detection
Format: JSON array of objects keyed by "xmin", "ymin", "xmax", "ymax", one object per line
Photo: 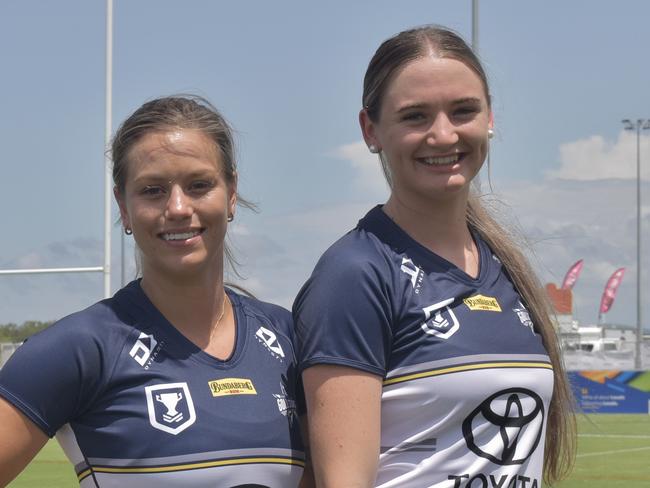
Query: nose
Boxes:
[
  {"xmin": 426, "ymin": 113, "xmax": 458, "ymax": 147},
  {"xmin": 165, "ymin": 184, "xmax": 193, "ymax": 219}
]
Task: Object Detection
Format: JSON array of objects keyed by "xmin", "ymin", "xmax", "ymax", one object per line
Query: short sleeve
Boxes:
[
  {"xmin": 292, "ymin": 240, "xmax": 393, "ymax": 377},
  {"xmin": 0, "ymin": 316, "xmax": 106, "ymax": 437}
]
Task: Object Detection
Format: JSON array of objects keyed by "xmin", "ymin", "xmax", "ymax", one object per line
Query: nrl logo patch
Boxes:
[
  {"xmin": 463, "ymin": 294, "xmax": 502, "ymax": 312},
  {"xmin": 145, "ymin": 382, "xmax": 196, "ymax": 435},
  {"xmin": 421, "ymin": 298, "xmax": 460, "ymax": 339},
  {"xmin": 208, "ymin": 378, "xmax": 257, "ymax": 397}
]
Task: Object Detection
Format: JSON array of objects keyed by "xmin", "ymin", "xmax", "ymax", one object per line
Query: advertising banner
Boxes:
[
  {"xmin": 569, "ymin": 370, "xmax": 650, "ymax": 413},
  {"xmin": 599, "ymin": 268, "xmax": 626, "ymax": 315},
  {"xmin": 561, "ymin": 259, "xmax": 584, "ymax": 290}
]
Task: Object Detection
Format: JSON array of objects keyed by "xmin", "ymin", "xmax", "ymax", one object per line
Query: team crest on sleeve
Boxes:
[
  {"xmin": 421, "ymin": 298, "xmax": 460, "ymax": 339},
  {"xmin": 145, "ymin": 383, "xmax": 196, "ymax": 435}
]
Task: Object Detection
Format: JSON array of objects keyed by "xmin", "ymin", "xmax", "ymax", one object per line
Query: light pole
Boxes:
[{"xmin": 622, "ymin": 118, "xmax": 650, "ymax": 369}]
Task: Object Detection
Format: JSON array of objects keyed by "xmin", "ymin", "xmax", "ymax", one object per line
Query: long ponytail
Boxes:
[{"xmin": 467, "ymin": 193, "xmax": 576, "ymax": 484}]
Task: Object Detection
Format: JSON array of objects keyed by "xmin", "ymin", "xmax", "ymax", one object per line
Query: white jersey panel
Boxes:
[{"xmin": 378, "ymin": 355, "xmax": 552, "ymax": 487}]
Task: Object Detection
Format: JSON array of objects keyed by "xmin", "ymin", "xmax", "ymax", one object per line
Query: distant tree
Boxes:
[{"xmin": 0, "ymin": 320, "xmax": 54, "ymax": 343}]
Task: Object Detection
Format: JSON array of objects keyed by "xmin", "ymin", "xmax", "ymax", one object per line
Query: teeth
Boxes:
[
  {"xmin": 162, "ymin": 231, "xmax": 200, "ymax": 241},
  {"xmin": 420, "ymin": 155, "xmax": 460, "ymax": 165}
]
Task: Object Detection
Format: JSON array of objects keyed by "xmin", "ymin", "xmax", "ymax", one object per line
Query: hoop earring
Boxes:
[
  {"xmin": 368, "ymin": 144, "xmax": 380, "ymax": 154},
  {"xmin": 124, "ymin": 227, "xmax": 132, "ymax": 235},
  {"xmin": 227, "ymin": 215, "xmax": 234, "ymax": 222}
]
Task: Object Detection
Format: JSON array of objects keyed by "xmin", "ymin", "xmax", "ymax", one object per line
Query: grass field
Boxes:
[
  {"xmin": 555, "ymin": 414, "xmax": 650, "ymax": 487},
  {"xmin": 7, "ymin": 414, "xmax": 650, "ymax": 487}
]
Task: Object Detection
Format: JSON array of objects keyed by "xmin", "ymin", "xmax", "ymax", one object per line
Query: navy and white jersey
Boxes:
[
  {"xmin": 0, "ymin": 281, "xmax": 304, "ymax": 487},
  {"xmin": 293, "ymin": 205, "xmax": 552, "ymax": 488}
]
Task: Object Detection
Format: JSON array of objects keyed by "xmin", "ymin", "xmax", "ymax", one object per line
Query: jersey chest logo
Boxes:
[
  {"xmin": 514, "ymin": 301, "xmax": 535, "ymax": 334},
  {"xmin": 145, "ymin": 382, "xmax": 196, "ymax": 435},
  {"xmin": 273, "ymin": 383, "xmax": 297, "ymax": 425},
  {"xmin": 463, "ymin": 294, "xmax": 502, "ymax": 312},
  {"xmin": 462, "ymin": 388, "xmax": 544, "ymax": 465},
  {"xmin": 421, "ymin": 298, "xmax": 460, "ymax": 339}
]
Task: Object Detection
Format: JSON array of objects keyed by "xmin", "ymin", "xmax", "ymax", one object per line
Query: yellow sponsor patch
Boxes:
[
  {"xmin": 463, "ymin": 295, "xmax": 502, "ymax": 312},
  {"xmin": 208, "ymin": 378, "xmax": 257, "ymax": 397}
]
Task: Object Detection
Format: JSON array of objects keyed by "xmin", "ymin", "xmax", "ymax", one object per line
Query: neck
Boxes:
[
  {"xmin": 383, "ymin": 189, "xmax": 479, "ymax": 276},
  {"xmin": 140, "ymin": 264, "xmax": 226, "ymax": 335}
]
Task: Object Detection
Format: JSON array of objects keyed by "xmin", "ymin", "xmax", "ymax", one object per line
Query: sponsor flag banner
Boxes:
[
  {"xmin": 569, "ymin": 371, "xmax": 650, "ymax": 413},
  {"xmin": 561, "ymin": 259, "xmax": 584, "ymax": 290},
  {"xmin": 599, "ymin": 267, "xmax": 626, "ymax": 314}
]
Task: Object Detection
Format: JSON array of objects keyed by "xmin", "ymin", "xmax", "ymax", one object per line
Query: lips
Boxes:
[
  {"xmin": 159, "ymin": 229, "xmax": 204, "ymax": 241},
  {"xmin": 417, "ymin": 153, "xmax": 463, "ymax": 166}
]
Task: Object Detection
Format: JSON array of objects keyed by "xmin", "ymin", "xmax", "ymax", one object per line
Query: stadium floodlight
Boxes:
[{"xmin": 621, "ymin": 118, "xmax": 650, "ymax": 370}]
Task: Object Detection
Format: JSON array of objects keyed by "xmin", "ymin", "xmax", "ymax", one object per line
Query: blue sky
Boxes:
[{"xmin": 1, "ymin": 0, "xmax": 649, "ymax": 329}]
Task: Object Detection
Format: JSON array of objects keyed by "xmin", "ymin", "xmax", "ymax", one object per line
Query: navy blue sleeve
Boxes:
[
  {"xmin": 292, "ymin": 237, "xmax": 393, "ymax": 377},
  {"xmin": 0, "ymin": 310, "xmax": 111, "ymax": 437}
]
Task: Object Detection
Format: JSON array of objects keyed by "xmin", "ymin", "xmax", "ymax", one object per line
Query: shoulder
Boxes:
[
  {"xmin": 312, "ymin": 226, "xmax": 397, "ymax": 283},
  {"xmin": 296, "ymin": 225, "xmax": 399, "ymax": 306},
  {"xmin": 26, "ymin": 295, "xmax": 136, "ymax": 350},
  {"xmin": 231, "ymin": 291, "xmax": 292, "ymax": 334}
]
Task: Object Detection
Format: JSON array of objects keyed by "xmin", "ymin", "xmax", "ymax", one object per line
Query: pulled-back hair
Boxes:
[
  {"xmin": 111, "ymin": 95, "xmax": 255, "ymax": 274},
  {"xmin": 362, "ymin": 25, "xmax": 576, "ymax": 484},
  {"xmin": 113, "ymin": 95, "xmax": 239, "ymax": 194}
]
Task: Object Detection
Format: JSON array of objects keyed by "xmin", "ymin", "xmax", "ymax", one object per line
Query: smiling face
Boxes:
[
  {"xmin": 115, "ymin": 128, "xmax": 236, "ymax": 282},
  {"xmin": 361, "ymin": 55, "xmax": 493, "ymax": 206}
]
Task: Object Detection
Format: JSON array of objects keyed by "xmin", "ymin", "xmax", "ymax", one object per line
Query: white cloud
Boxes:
[
  {"xmin": 331, "ymin": 141, "xmax": 390, "ymax": 196},
  {"xmin": 547, "ymin": 131, "xmax": 650, "ymax": 181},
  {"xmin": 496, "ymin": 178, "xmax": 648, "ymax": 325}
]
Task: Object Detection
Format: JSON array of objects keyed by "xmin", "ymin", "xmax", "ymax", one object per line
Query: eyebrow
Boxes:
[
  {"xmin": 396, "ymin": 97, "xmax": 482, "ymax": 113},
  {"xmin": 131, "ymin": 169, "xmax": 218, "ymax": 185},
  {"xmin": 452, "ymin": 97, "xmax": 482, "ymax": 105}
]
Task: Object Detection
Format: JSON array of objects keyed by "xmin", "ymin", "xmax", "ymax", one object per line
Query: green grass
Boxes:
[
  {"xmin": 7, "ymin": 440, "xmax": 77, "ymax": 487},
  {"xmin": 7, "ymin": 415, "xmax": 650, "ymax": 487},
  {"xmin": 554, "ymin": 414, "xmax": 650, "ymax": 488}
]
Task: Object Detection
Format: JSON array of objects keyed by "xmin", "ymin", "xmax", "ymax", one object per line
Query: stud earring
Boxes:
[
  {"xmin": 369, "ymin": 144, "xmax": 379, "ymax": 154},
  {"xmin": 124, "ymin": 227, "xmax": 132, "ymax": 235},
  {"xmin": 487, "ymin": 128, "xmax": 494, "ymax": 139}
]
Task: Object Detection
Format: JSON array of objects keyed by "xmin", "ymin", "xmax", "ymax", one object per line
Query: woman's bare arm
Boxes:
[
  {"xmin": 0, "ymin": 397, "xmax": 48, "ymax": 486},
  {"xmin": 303, "ymin": 365, "xmax": 383, "ymax": 488}
]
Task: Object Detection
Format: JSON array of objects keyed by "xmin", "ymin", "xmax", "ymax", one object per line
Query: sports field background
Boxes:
[{"xmin": 7, "ymin": 414, "xmax": 650, "ymax": 487}]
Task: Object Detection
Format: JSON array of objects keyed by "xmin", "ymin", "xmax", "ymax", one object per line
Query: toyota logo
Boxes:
[{"xmin": 462, "ymin": 388, "xmax": 544, "ymax": 465}]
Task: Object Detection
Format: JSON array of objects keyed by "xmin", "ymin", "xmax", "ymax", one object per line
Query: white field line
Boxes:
[
  {"xmin": 578, "ymin": 434, "xmax": 650, "ymax": 439},
  {"xmin": 577, "ymin": 445, "xmax": 650, "ymax": 458}
]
